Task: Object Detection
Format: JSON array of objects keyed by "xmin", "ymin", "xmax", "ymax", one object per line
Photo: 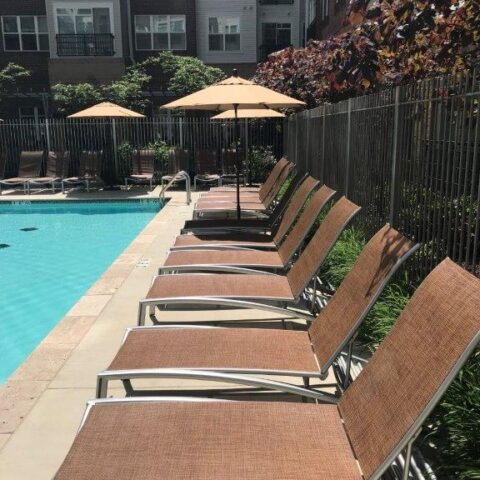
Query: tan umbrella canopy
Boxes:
[
  {"xmin": 162, "ymin": 75, "xmax": 304, "ymax": 111},
  {"xmin": 68, "ymin": 102, "xmax": 144, "ymax": 181},
  {"xmin": 161, "ymin": 70, "xmax": 304, "ymax": 219},
  {"xmin": 68, "ymin": 102, "xmax": 145, "ymax": 118},
  {"xmin": 211, "ymin": 108, "xmax": 285, "ymax": 120}
]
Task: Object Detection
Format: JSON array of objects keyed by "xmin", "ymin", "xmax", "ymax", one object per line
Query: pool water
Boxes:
[{"xmin": 0, "ymin": 200, "xmax": 161, "ymax": 383}]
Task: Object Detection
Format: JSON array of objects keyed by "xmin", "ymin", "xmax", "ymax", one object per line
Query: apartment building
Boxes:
[{"xmin": 0, "ymin": 0, "xmax": 306, "ymax": 117}]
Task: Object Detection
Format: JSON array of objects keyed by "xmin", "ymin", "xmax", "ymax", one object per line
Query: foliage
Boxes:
[
  {"xmin": 52, "ymin": 68, "xmax": 151, "ymax": 115},
  {"xmin": 320, "ymin": 224, "xmax": 479, "ymax": 479},
  {"xmin": 147, "ymin": 140, "xmax": 171, "ymax": 173},
  {"xmin": 103, "ymin": 69, "xmax": 151, "ymax": 112},
  {"xmin": 0, "ymin": 63, "xmax": 30, "ymax": 99},
  {"xmin": 247, "ymin": 146, "xmax": 276, "ymax": 183},
  {"xmin": 133, "ymin": 52, "xmax": 226, "ymax": 97},
  {"xmin": 117, "ymin": 141, "xmax": 134, "ymax": 179},
  {"xmin": 254, "ymin": 0, "xmax": 480, "ymax": 107},
  {"xmin": 52, "ymin": 83, "xmax": 104, "ymax": 115}
]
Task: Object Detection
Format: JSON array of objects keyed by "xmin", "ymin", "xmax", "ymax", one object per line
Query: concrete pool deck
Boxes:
[{"xmin": 0, "ymin": 189, "xmax": 321, "ymax": 479}]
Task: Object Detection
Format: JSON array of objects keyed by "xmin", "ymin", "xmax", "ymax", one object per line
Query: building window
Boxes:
[
  {"xmin": 135, "ymin": 15, "xmax": 186, "ymax": 51},
  {"xmin": 307, "ymin": 0, "xmax": 316, "ymax": 25},
  {"xmin": 55, "ymin": 7, "xmax": 112, "ymax": 34},
  {"xmin": 262, "ymin": 23, "xmax": 291, "ymax": 48},
  {"xmin": 2, "ymin": 16, "xmax": 49, "ymax": 52},
  {"xmin": 208, "ymin": 17, "xmax": 240, "ymax": 51}
]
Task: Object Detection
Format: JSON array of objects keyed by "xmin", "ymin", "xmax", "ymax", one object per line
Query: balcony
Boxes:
[{"xmin": 56, "ymin": 34, "xmax": 114, "ymax": 57}]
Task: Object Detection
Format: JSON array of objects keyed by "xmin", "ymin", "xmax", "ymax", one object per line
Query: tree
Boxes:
[
  {"xmin": 254, "ymin": 0, "xmax": 480, "ymax": 107},
  {"xmin": 0, "ymin": 63, "xmax": 30, "ymax": 99},
  {"xmin": 133, "ymin": 52, "xmax": 225, "ymax": 96},
  {"xmin": 52, "ymin": 83, "xmax": 103, "ymax": 115}
]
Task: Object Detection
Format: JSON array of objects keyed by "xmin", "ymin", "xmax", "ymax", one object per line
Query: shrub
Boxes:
[
  {"xmin": 247, "ymin": 146, "xmax": 276, "ymax": 184},
  {"xmin": 148, "ymin": 140, "xmax": 171, "ymax": 175}
]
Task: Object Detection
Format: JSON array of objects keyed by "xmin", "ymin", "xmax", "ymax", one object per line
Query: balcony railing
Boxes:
[
  {"xmin": 259, "ymin": 0, "xmax": 294, "ymax": 4},
  {"xmin": 56, "ymin": 34, "xmax": 114, "ymax": 57}
]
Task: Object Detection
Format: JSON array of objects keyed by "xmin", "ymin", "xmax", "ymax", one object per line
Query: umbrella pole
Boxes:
[{"xmin": 234, "ymin": 103, "xmax": 241, "ymax": 220}]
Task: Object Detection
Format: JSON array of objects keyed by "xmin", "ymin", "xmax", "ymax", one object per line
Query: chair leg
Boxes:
[{"xmin": 86, "ymin": 180, "xmax": 90, "ymax": 193}]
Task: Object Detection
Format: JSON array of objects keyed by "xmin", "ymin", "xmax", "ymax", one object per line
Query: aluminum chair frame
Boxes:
[
  {"xmin": 100, "ymin": 242, "xmax": 419, "ymax": 398},
  {"xmin": 139, "ymin": 201, "xmax": 361, "ymax": 324}
]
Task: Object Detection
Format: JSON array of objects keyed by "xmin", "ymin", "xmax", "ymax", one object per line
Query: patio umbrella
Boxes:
[
  {"xmin": 161, "ymin": 70, "xmax": 304, "ymax": 219},
  {"xmin": 68, "ymin": 102, "xmax": 145, "ymax": 180},
  {"xmin": 210, "ymin": 108, "xmax": 285, "ymax": 120}
]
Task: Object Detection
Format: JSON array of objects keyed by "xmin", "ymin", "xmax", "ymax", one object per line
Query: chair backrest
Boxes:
[
  {"xmin": 0, "ymin": 152, "xmax": 6, "ymax": 179},
  {"xmin": 258, "ymin": 157, "xmax": 289, "ymax": 200},
  {"xmin": 261, "ymin": 161, "xmax": 295, "ymax": 208},
  {"xmin": 46, "ymin": 151, "xmax": 67, "ymax": 177},
  {"xmin": 277, "ymin": 184, "xmax": 336, "ymax": 263},
  {"xmin": 338, "ymin": 259, "xmax": 480, "ymax": 480},
  {"xmin": 195, "ymin": 150, "xmax": 218, "ymax": 175},
  {"xmin": 79, "ymin": 151, "xmax": 102, "ymax": 176},
  {"xmin": 286, "ymin": 197, "xmax": 361, "ymax": 298},
  {"xmin": 133, "ymin": 149, "xmax": 155, "ymax": 175},
  {"xmin": 272, "ymin": 176, "xmax": 324, "ymax": 243},
  {"xmin": 18, "ymin": 151, "xmax": 43, "ymax": 177},
  {"xmin": 221, "ymin": 149, "xmax": 237, "ymax": 175},
  {"xmin": 309, "ymin": 224, "xmax": 418, "ymax": 375},
  {"xmin": 167, "ymin": 148, "xmax": 189, "ymax": 175}
]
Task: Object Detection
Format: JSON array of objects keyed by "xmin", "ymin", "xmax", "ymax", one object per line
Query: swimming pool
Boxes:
[{"xmin": 0, "ymin": 200, "xmax": 161, "ymax": 383}]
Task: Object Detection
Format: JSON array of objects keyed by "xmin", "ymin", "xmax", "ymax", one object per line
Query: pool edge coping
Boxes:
[{"xmin": 0, "ymin": 193, "xmax": 178, "ymax": 446}]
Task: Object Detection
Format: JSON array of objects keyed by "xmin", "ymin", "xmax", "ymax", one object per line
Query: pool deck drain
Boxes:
[{"xmin": 0, "ymin": 189, "xmax": 330, "ymax": 479}]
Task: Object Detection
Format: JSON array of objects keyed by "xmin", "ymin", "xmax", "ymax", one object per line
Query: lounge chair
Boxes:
[
  {"xmin": 62, "ymin": 150, "xmax": 102, "ymax": 193},
  {"xmin": 171, "ymin": 178, "xmax": 330, "ymax": 251},
  {"xmin": 160, "ymin": 190, "xmax": 346, "ymax": 274},
  {"xmin": 56, "ymin": 259, "xmax": 480, "ymax": 480},
  {"xmin": 161, "ymin": 148, "xmax": 190, "ymax": 186},
  {"xmin": 208, "ymin": 155, "xmax": 287, "ymax": 194},
  {"xmin": 193, "ymin": 149, "xmax": 221, "ymax": 189},
  {"xmin": 28, "ymin": 151, "xmax": 66, "ymax": 193},
  {"xmin": 125, "ymin": 149, "xmax": 155, "ymax": 190},
  {"xmin": 219, "ymin": 148, "xmax": 245, "ymax": 186},
  {"xmin": 138, "ymin": 198, "xmax": 361, "ymax": 324},
  {"xmin": 97, "ymin": 225, "xmax": 418, "ymax": 398},
  {"xmin": 0, "ymin": 151, "xmax": 43, "ymax": 195},
  {"xmin": 182, "ymin": 166, "xmax": 301, "ymax": 234},
  {"xmin": 192, "ymin": 159, "xmax": 294, "ymax": 219}
]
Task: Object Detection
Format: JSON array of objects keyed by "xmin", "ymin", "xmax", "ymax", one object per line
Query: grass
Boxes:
[{"xmin": 319, "ymin": 224, "xmax": 480, "ymax": 479}]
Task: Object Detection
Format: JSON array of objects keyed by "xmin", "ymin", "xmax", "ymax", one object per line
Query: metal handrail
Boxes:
[{"xmin": 159, "ymin": 170, "xmax": 191, "ymax": 205}]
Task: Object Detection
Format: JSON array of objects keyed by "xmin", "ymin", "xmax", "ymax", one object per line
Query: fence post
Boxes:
[
  {"xmin": 179, "ymin": 117, "xmax": 184, "ymax": 149},
  {"xmin": 295, "ymin": 115, "xmax": 299, "ymax": 165},
  {"xmin": 45, "ymin": 118, "xmax": 51, "ymax": 153},
  {"xmin": 389, "ymin": 86, "xmax": 401, "ymax": 225},
  {"xmin": 321, "ymin": 105, "xmax": 326, "ymax": 183},
  {"xmin": 345, "ymin": 98, "xmax": 352, "ymax": 196}
]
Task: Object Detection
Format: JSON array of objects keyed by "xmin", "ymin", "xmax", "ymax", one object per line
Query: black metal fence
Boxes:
[
  {"xmin": 285, "ymin": 70, "xmax": 480, "ymax": 279},
  {"xmin": 0, "ymin": 115, "xmax": 283, "ymax": 179}
]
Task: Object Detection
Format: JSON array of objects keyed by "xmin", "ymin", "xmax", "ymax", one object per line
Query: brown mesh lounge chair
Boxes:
[
  {"xmin": 192, "ymin": 160, "xmax": 294, "ymax": 219},
  {"xmin": 171, "ymin": 178, "xmax": 330, "ymax": 251},
  {"xmin": 182, "ymin": 166, "xmax": 301, "ymax": 234},
  {"xmin": 28, "ymin": 151, "xmax": 66, "ymax": 193},
  {"xmin": 97, "ymin": 225, "xmax": 418, "ymax": 398},
  {"xmin": 161, "ymin": 148, "xmax": 190, "ymax": 186},
  {"xmin": 0, "ymin": 150, "xmax": 43, "ymax": 195},
  {"xmin": 160, "ymin": 191, "xmax": 347, "ymax": 275},
  {"xmin": 62, "ymin": 150, "xmax": 102, "ymax": 193},
  {"xmin": 219, "ymin": 148, "xmax": 245, "ymax": 185},
  {"xmin": 138, "ymin": 198, "xmax": 361, "ymax": 324},
  {"xmin": 208, "ymin": 155, "xmax": 287, "ymax": 194},
  {"xmin": 193, "ymin": 149, "xmax": 220, "ymax": 189},
  {"xmin": 125, "ymin": 149, "xmax": 155, "ymax": 190},
  {"xmin": 56, "ymin": 259, "xmax": 480, "ymax": 480}
]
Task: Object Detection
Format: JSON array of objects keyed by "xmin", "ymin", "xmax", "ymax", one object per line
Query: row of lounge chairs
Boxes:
[
  {"xmin": 0, "ymin": 148, "xmax": 245, "ymax": 194},
  {"xmin": 54, "ymin": 158, "xmax": 480, "ymax": 479},
  {"xmin": 0, "ymin": 150, "xmax": 101, "ymax": 194}
]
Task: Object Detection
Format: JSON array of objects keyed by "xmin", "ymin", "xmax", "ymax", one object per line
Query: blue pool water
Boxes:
[{"xmin": 0, "ymin": 200, "xmax": 161, "ymax": 383}]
